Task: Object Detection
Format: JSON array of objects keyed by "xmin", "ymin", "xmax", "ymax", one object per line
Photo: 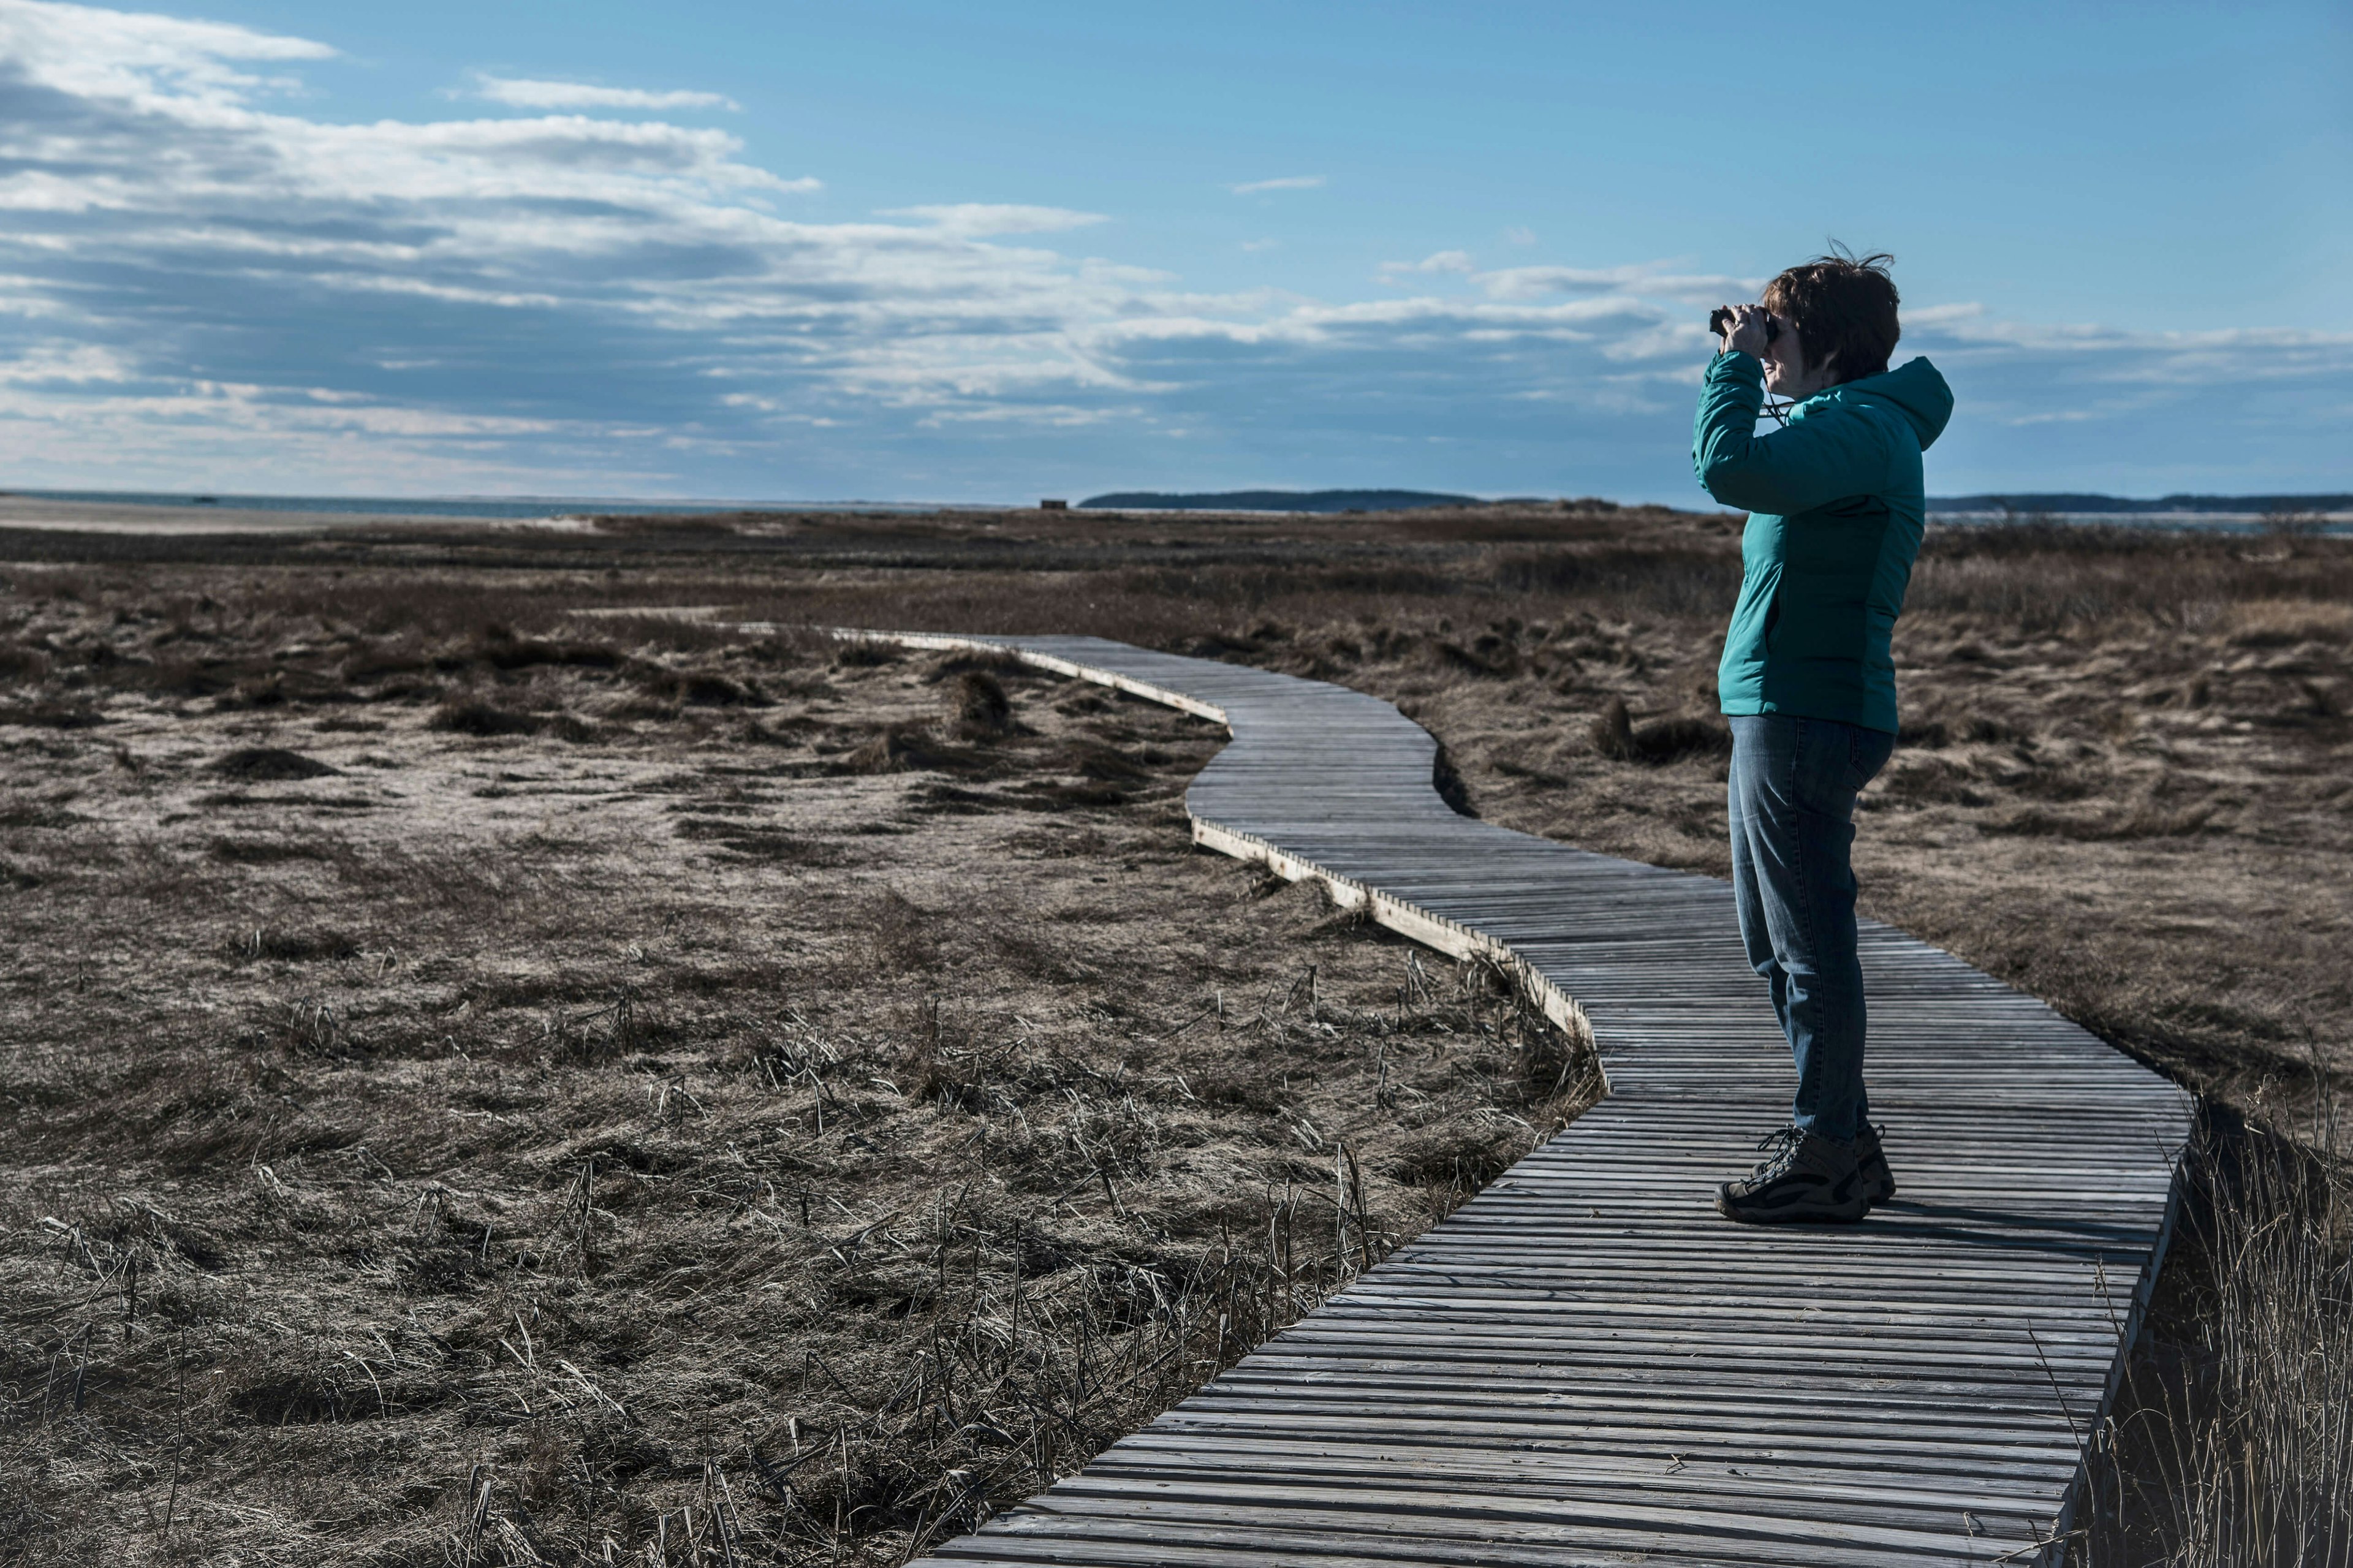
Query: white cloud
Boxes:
[
  {"xmin": 468, "ymin": 74, "xmax": 739, "ymax": 112},
  {"xmin": 1474, "ymin": 263, "xmax": 1752, "ymax": 303},
  {"xmin": 0, "ymin": 343, "xmax": 135, "ymax": 383},
  {"xmin": 0, "ymin": 0, "xmax": 328, "ymax": 102},
  {"xmin": 1912, "ymin": 316, "xmax": 2353, "ymax": 399},
  {"xmin": 1229, "ymin": 175, "xmax": 1324, "ymax": 194},
  {"xmin": 1378, "ymin": 249, "xmax": 1476, "ymax": 281},
  {"xmin": 1503, "ymin": 225, "xmax": 1537, "ymax": 247},
  {"xmin": 1904, "ymin": 301, "xmax": 1987, "ymax": 328},
  {"xmin": 878, "ymin": 204, "xmax": 1107, "ymax": 237}
]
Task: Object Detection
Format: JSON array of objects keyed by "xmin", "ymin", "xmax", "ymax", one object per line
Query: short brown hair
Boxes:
[{"xmin": 1762, "ymin": 247, "xmax": 1900, "ymax": 385}]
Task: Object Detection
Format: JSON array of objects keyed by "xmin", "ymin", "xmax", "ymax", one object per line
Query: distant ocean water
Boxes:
[
  {"xmin": 0, "ymin": 488, "xmax": 2343, "ymax": 535},
  {"xmin": 0, "ymin": 488, "xmax": 998, "ymax": 521},
  {"xmin": 1925, "ymin": 509, "xmax": 2352, "ymax": 536}
]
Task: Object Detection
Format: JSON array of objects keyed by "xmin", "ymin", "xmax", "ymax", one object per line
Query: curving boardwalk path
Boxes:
[{"xmin": 869, "ymin": 632, "xmax": 2192, "ymax": 1568}]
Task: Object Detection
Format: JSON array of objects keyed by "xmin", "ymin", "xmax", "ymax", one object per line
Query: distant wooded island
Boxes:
[
  {"xmin": 1077, "ymin": 488, "xmax": 2349, "ymax": 516},
  {"xmin": 1925, "ymin": 493, "xmax": 2352, "ymax": 515}
]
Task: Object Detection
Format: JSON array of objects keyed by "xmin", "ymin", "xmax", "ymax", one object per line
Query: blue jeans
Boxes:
[{"xmin": 1726, "ymin": 714, "xmax": 1896, "ymax": 1145}]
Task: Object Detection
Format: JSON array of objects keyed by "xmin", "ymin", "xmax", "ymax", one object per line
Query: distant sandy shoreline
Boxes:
[{"xmin": 0, "ymin": 494, "xmax": 608, "ymax": 536}]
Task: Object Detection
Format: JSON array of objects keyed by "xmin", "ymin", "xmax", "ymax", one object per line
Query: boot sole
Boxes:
[{"xmin": 1715, "ymin": 1187, "xmax": 1870, "ymax": 1225}]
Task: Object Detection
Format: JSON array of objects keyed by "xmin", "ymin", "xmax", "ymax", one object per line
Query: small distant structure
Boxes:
[{"xmin": 1039, "ymin": 498, "xmax": 1068, "ymax": 510}]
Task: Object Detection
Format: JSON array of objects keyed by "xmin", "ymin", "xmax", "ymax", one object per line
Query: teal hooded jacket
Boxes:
[{"xmin": 1694, "ymin": 351, "xmax": 1954, "ymax": 733}]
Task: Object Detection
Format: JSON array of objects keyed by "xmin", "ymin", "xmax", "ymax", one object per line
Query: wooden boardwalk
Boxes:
[{"xmin": 873, "ymin": 631, "xmax": 2193, "ymax": 1567}]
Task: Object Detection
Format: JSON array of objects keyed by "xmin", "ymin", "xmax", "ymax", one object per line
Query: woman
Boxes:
[{"xmin": 1694, "ymin": 251, "xmax": 1953, "ymax": 1224}]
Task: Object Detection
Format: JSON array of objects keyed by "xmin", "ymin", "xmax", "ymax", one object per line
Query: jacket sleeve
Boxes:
[{"xmin": 1692, "ymin": 352, "xmax": 1892, "ymax": 515}]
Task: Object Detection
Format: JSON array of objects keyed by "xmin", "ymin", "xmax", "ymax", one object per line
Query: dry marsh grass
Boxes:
[
  {"xmin": 0, "ymin": 573, "xmax": 1593, "ymax": 1565},
  {"xmin": 2073, "ymin": 1110, "xmax": 2353, "ymax": 1567},
  {"xmin": 2, "ymin": 506, "xmax": 2346, "ymax": 1563}
]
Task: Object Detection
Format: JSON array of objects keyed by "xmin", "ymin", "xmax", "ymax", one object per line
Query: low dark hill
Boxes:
[
  {"xmin": 1931, "ymin": 492, "xmax": 2353, "ymax": 514},
  {"xmin": 1082, "ymin": 488, "xmax": 1480, "ymax": 513}
]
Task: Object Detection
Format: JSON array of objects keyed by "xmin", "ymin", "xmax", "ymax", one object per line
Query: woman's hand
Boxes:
[{"xmin": 1721, "ymin": 303, "xmax": 1774, "ymax": 357}]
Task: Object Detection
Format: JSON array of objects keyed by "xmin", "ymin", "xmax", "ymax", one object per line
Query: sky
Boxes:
[{"xmin": 0, "ymin": 0, "xmax": 2346, "ymax": 504}]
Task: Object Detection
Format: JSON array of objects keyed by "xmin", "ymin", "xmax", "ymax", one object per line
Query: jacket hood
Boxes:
[{"xmin": 1819, "ymin": 356, "xmax": 1953, "ymax": 450}]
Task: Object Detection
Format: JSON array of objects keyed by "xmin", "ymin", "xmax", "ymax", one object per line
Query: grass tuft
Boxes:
[
  {"xmin": 429, "ymin": 697, "xmax": 544, "ymax": 737},
  {"xmin": 210, "ymin": 746, "xmax": 340, "ymax": 781},
  {"xmin": 1588, "ymin": 695, "xmax": 1732, "ymax": 765},
  {"xmin": 953, "ymin": 670, "xmax": 1012, "ymax": 735}
]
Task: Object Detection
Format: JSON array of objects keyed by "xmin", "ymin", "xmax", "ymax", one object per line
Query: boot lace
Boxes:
[{"xmin": 1749, "ymin": 1125, "xmax": 1805, "ymax": 1180}]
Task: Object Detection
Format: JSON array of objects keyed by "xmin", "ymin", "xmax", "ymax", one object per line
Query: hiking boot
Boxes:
[
  {"xmin": 1738, "ymin": 1124, "xmax": 1895, "ymax": 1206},
  {"xmin": 1716, "ymin": 1126, "xmax": 1869, "ymax": 1225},
  {"xmin": 1854, "ymin": 1122, "xmax": 1896, "ymax": 1208}
]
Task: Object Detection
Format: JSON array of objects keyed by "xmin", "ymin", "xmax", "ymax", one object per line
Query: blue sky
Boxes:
[{"xmin": 0, "ymin": 0, "xmax": 2345, "ymax": 503}]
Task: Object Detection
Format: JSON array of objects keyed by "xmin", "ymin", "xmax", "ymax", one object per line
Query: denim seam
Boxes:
[{"xmin": 1781, "ymin": 719, "xmax": 1824, "ymax": 1126}]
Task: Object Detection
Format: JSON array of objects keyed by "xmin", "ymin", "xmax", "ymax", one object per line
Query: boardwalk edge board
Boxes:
[
  {"xmin": 832, "ymin": 627, "xmax": 1596, "ymax": 1051},
  {"xmin": 800, "ymin": 626, "xmax": 2193, "ymax": 1568}
]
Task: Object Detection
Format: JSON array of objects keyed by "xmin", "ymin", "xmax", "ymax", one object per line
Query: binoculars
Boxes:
[{"xmin": 1710, "ymin": 306, "xmax": 1782, "ymax": 346}]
